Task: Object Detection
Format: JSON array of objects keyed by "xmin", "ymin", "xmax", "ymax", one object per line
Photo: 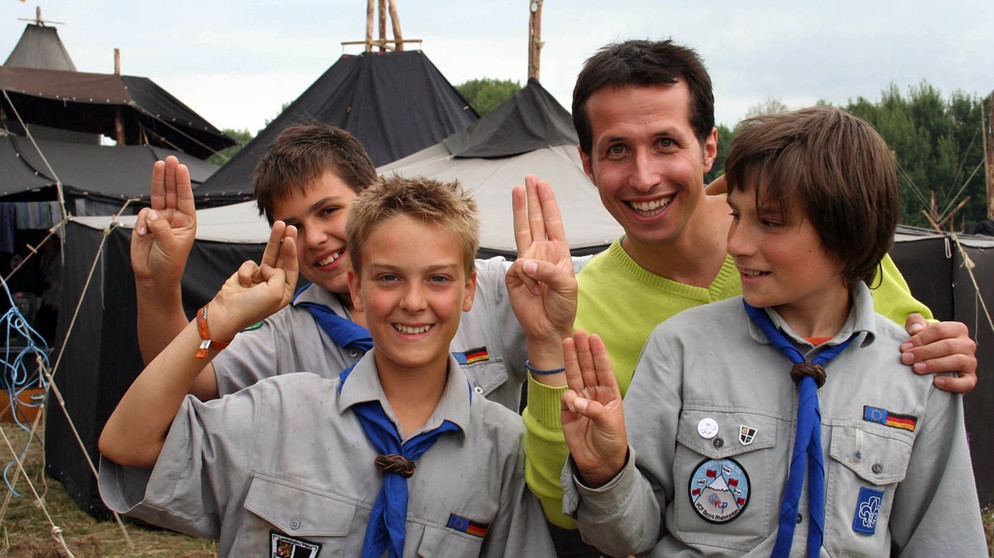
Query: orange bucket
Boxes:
[{"xmin": 0, "ymin": 387, "xmax": 45, "ymax": 423}]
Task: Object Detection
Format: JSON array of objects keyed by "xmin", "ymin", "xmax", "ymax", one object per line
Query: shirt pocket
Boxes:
[
  {"xmin": 415, "ymin": 523, "xmax": 485, "ymax": 557},
  {"xmin": 233, "ymin": 475, "xmax": 361, "ymax": 555},
  {"xmin": 824, "ymin": 423, "xmax": 914, "ymax": 556},
  {"xmin": 672, "ymin": 408, "xmax": 781, "ymax": 552},
  {"xmin": 458, "ymin": 358, "xmax": 508, "ymax": 399}
]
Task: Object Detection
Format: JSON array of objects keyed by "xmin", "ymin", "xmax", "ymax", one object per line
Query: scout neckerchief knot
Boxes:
[
  {"xmin": 338, "ymin": 364, "xmax": 461, "ymax": 558},
  {"xmin": 743, "ymin": 301, "xmax": 856, "ymax": 558},
  {"xmin": 294, "ymin": 285, "xmax": 373, "ymax": 351}
]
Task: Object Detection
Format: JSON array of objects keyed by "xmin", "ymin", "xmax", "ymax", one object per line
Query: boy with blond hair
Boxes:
[{"xmin": 99, "ymin": 175, "xmax": 554, "ymax": 557}]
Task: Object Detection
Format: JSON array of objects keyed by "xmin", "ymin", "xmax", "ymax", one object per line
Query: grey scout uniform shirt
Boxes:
[
  {"xmin": 99, "ymin": 350, "xmax": 556, "ymax": 557},
  {"xmin": 563, "ymin": 283, "xmax": 986, "ymax": 557},
  {"xmin": 213, "ymin": 256, "xmax": 527, "ymax": 411}
]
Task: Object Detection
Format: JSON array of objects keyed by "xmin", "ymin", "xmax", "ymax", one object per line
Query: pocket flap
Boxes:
[
  {"xmin": 677, "ymin": 409, "xmax": 778, "ymax": 459},
  {"xmin": 244, "ymin": 476, "xmax": 356, "ymax": 537},
  {"xmin": 458, "ymin": 359, "xmax": 507, "ymax": 397},
  {"xmin": 828, "ymin": 424, "xmax": 912, "ymax": 485}
]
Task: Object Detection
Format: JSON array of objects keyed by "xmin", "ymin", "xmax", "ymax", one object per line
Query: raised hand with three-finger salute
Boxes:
[{"xmin": 561, "ymin": 330, "xmax": 628, "ymax": 488}]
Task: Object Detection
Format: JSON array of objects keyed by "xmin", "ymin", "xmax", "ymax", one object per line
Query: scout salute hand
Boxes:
[
  {"xmin": 505, "ymin": 175, "xmax": 577, "ymax": 374},
  {"xmin": 561, "ymin": 330, "xmax": 628, "ymax": 488},
  {"xmin": 131, "ymin": 156, "xmax": 199, "ymax": 364},
  {"xmin": 99, "ymin": 223, "xmax": 298, "ymax": 469}
]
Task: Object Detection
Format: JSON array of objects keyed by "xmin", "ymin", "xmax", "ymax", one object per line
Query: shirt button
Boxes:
[
  {"xmin": 872, "ymin": 463, "xmax": 883, "ymax": 474},
  {"xmin": 290, "ymin": 519, "xmax": 300, "ymax": 530},
  {"xmin": 349, "ymin": 348, "xmax": 363, "ymax": 358},
  {"xmin": 473, "ymin": 386, "xmax": 484, "ymax": 394},
  {"xmin": 796, "ymin": 514, "xmax": 803, "ymax": 524},
  {"xmin": 712, "ymin": 437, "xmax": 724, "ymax": 448}
]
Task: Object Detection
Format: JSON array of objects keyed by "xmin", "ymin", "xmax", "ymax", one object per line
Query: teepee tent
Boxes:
[
  {"xmin": 195, "ymin": 49, "xmax": 478, "ymax": 204},
  {"xmin": 379, "ymin": 78, "xmax": 622, "ymax": 254}
]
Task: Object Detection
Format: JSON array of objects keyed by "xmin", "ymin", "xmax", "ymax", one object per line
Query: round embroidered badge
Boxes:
[{"xmin": 688, "ymin": 457, "xmax": 750, "ymax": 523}]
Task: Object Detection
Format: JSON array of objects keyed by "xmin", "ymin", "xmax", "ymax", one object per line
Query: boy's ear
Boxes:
[
  {"xmin": 462, "ymin": 270, "xmax": 478, "ymax": 313},
  {"xmin": 347, "ymin": 269, "xmax": 364, "ymax": 311}
]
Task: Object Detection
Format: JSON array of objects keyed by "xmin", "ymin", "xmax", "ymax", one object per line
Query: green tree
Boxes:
[
  {"xmin": 456, "ymin": 78, "xmax": 522, "ymax": 116},
  {"xmin": 208, "ymin": 128, "xmax": 254, "ymax": 166},
  {"xmin": 744, "ymin": 97, "xmax": 789, "ymax": 119},
  {"xmin": 844, "ymin": 82, "xmax": 987, "ymax": 229}
]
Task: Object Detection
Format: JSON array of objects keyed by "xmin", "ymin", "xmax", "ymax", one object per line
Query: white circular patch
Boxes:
[{"xmin": 697, "ymin": 417, "xmax": 719, "ymax": 439}]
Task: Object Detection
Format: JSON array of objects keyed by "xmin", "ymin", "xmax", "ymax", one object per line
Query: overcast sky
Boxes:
[{"xmin": 3, "ymin": 1, "xmax": 992, "ymax": 135}]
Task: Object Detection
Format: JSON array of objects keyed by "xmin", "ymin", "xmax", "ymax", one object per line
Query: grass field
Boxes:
[
  {"xmin": 0, "ymin": 414, "xmax": 214, "ymax": 557},
  {"xmin": 1, "ymin": 412, "xmax": 991, "ymax": 557}
]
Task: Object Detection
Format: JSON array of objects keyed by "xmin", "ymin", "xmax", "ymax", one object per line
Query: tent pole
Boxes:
[
  {"xmin": 984, "ymin": 91, "xmax": 993, "ymax": 220},
  {"xmin": 528, "ymin": 0, "xmax": 544, "ymax": 81},
  {"xmin": 366, "ymin": 0, "xmax": 374, "ymax": 52},
  {"xmin": 378, "ymin": 0, "xmax": 387, "ymax": 52},
  {"xmin": 388, "ymin": 0, "xmax": 404, "ymax": 51}
]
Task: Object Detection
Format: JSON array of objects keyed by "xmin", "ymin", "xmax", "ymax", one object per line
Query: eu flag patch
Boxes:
[
  {"xmin": 447, "ymin": 513, "xmax": 489, "ymax": 538},
  {"xmin": 852, "ymin": 486, "xmax": 884, "ymax": 535},
  {"xmin": 452, "ymin": 347, "xmax": 490, "ymax": 365},
  {"xmin": 863, "ymin": 405, "xmax": 917, "ymax": 432}
]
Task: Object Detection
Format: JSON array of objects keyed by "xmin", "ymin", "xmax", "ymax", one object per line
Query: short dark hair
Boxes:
[
  {"xmin": 347, "ymin": 175, "xmax": 480, "ymax": 276},
  {"xmin": 253, "ymin": 124, "xmax": 377, "ymax": 224},
  {"xmin": 724, "ymin": 106, "xmax": 899, "ymax": 288},
  {"xmin": 572, "ymin": 39, "xmax": 715, "ymax": 156}
]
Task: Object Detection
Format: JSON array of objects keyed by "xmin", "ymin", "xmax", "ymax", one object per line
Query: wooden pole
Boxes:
[
  {"xmin": 387, "ymin": 0, "xmax": 404, "ymax": 51},
  {"xmin": 114, "ymin": 48, "xmax": 126, "ymax": 146},
  {"xmin": 366, "ymin": 0, "xmax": 374, "ymax": 52},
  {"xmin": 378, "ymin": 0, "xmax": 388, "ymax": 52},
  {"xmin": 528, "ymin": 0, "xmax": 544, "ymax": 80},
  {"xmin": 980, "ymin": 91, "xmax": 994, "ymax": 219}
]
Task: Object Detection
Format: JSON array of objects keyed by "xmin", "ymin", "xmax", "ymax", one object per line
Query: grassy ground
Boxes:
[
  {"xmin": 0, "ymin": 414, "xmax": 215, "ymax": 557},
  {"xmin": 0, "ymin": 412, "xmax": 992, "ymax": 557}
]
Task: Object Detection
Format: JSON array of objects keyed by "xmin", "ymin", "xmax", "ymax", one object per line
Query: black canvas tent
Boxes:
[
  {"xmin": 4, "ymin": 23, "xmax": 77, "ymax": 72},
  {"xmin": 0, "ymin": 66, "xmax": 234, "ymax": 161},
  {"xmin": 195, "ymin": 49, "xmax": 478, "ymax": 203},
  {"xmin": 0, "ymin": 134, "xmax": 218, "ymax": 207},
  {"xmin": 379, "ymin": 77, "xmax": 621, "ymax": 254}
]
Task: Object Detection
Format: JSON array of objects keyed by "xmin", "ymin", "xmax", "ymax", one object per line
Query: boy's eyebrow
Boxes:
[{"xmin": 369, "ymin": 261, "xmax": 462, "ymax": 273}]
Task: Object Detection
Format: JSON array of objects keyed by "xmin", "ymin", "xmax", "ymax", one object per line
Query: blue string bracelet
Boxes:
[{"xmin": 525, "ymin": 359, "xmax": 566, "ymax": 376}]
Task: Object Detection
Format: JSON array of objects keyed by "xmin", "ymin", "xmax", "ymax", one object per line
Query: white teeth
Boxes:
[
  {"xmin": 741, "ymin": 270, "xmax": 766, "ymax": 277},
  {"xmin": 629, "ymin": 196, "xmax": 673, "ymax": 215},
  {"xmin": 317, "ymin": 249, "xmax": 344, "ymax": 267},
  {"xmin": 394, "ymin": 324, "xmax": 431, "ymax": 335}
]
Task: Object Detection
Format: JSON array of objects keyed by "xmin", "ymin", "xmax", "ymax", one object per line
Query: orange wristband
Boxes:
[{"xmin": 195, "ymin": 304, "xmax": 230, "ymax": 359}]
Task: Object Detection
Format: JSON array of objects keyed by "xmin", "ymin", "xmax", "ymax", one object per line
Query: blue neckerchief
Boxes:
[
  {"xmin": 294, "ymin": 284, "xmax": 373, "ymax": 352},
  {"xmin": 338, "ymin": 364, "xmax": 461, "ymax": 558},
  {"xmin": 743, "ymin": 301, "xmax": 856, "ymax": 558}
]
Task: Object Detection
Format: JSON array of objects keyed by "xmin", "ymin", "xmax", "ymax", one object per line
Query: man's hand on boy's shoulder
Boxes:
[{"xmin": 900, "ymin": 314, "xmax": 978, "ymax": 394}]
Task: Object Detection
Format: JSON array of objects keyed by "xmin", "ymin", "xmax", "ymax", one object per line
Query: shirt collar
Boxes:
[
  {"xmin": 338, "ymin": 350, "xmax": 472, "ymax": 440},
  {"xmin": 745, "ymin": 282, "xmax": 878, "ymax": 350}
]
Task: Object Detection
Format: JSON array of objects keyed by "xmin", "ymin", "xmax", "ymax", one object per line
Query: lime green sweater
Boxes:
[{"xmin": 524, "ymin": 238, "xmax": 932, "ymax": 528}]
